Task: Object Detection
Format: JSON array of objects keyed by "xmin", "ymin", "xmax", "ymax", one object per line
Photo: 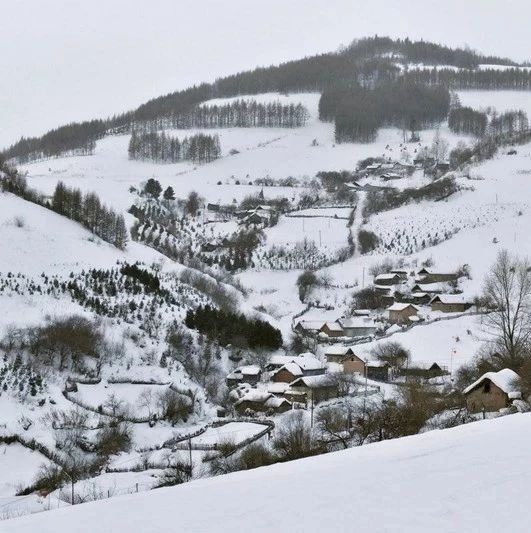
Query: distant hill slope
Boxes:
[
  {"xmin": 2, "ymin": 36, "xmax": 526, "ymax": 162},
  {"xmin": 4, "ymin": 414, "xmax": 531, "ymax": 532}
]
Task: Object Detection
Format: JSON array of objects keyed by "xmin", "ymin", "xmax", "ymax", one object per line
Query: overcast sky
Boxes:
[{"xmin": 2, "ymin": 0, "xmax": 530, "ymax": 148}]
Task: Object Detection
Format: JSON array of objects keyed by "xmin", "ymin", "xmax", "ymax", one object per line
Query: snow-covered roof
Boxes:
[
  {"xmin": 463, "ymin": 369, "xmax": 521, "ymax": 395},
  {"xmin": 268, "ymin": 354, "xmax": 324, "ymax": 372},
  {"xmin": 338, "ymin": 317, "xmax": 376, "ymax": 329},
  {"xmin": 324, "ymin": 346, "xmax": 354, "ymax": 356},
  {"xmin": 375, "ymin": 273, "xmax": 401, "ymax": 281},
  {"xmin": 264, "ymin": 396, "xmax": 290, "ymax": 409},
  {"xmin": 322, "ymin": 322, "xmax": 344, "ymax": 333},
  {"xmin": 353, "ymin": 309, "xmax": 371, "ymax": 316},
  {"xmin": 267, "ymin": 382, "xmax": 289, "ymax": 394},
  {"xmin": 234, "ymin": 390, "xmax": 272, "ymax": 405},
  {"xmin": 290, "ymin": 374, "xmax": 338, "ymax": 388},
  {"xmin": 431, "ymin": 295, "xmax": 472, "ymax": 305},
  {"xmin": 387, "ymin": 303, "xmax": 419, "ymax": 312},
  {"xmin": 273, "ymin": 363, "xmax": 303, "ymax": 378},
  {"xmin": 386, "ymin": 324, "xmax": 403, "ymax": 334},
  {"xmin": 296, "ymin": 320, "xmax": 325, "ymax": 331}
]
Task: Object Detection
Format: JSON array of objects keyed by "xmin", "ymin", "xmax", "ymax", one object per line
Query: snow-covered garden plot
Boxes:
[
  {"xmin": 189, "ymin": 422, "xmax": 267, "ymax": 447},
  {"xmin": 252, "ymin": 209, "xmax": 353, "ymax": 270},
  {"xmin": 0, "ymin": 444, "xmax": 51, "ymax": 497},
  {"xmin": 69, "ymin": 383, "xmax": 171, "ymax": 420},
  {"xmin": 364, "ymin": 198, "xmax": 523, "ymax": 256}
]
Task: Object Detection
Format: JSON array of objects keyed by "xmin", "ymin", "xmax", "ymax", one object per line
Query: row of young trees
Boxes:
[
  {"xmin": 448, "ymin": 106, "xmax": 488, "ymax": 136},
  {"xmin": 128, "ymin": 131, "xmax": 221, "ymax": 164},
  {"xmin": 131, "ymin": 100, "xmax": 309, "ymax": 131},
  {"xmin": 404, "ymin": 67, "xmax": 531, "ymax": 91},
  {"xmin": 319, "ymin": 82, "xmax": 450, "ymax": 142},
  {"xmin": 52, "ymin": 181, "xmax": 128, "ymax": 249}
]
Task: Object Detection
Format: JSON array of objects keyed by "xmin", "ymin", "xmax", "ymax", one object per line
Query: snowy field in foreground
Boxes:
[{"xmin": 4, "ymin": 414, "xmax": 531, "ymax": 532}]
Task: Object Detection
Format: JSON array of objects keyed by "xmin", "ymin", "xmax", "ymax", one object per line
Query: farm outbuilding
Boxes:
[
  {"xmin": 430, "ymin": 295, "xmax": 473, "ymax": 313},
  {"xmin": 463, "ymin": 369, "xmax": 521, "ymax": 413},
  {"xmin": 387, "ymin": 303, "xmax": 419, "ymax": 324}
]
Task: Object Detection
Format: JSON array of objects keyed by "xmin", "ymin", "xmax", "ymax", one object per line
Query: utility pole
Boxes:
[
  {"xmin": 188, "ymin": 436, "xmax": 193, "ymax": 478},
  {"xmin": 310, "ymin": 392, "xmax": 314, "ymax": 428}
]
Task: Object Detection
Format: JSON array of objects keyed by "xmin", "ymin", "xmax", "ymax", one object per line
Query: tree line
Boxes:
[
  {"xmin": 404, "ymin": 67, "xmax": 531, "ymax": 91},
  {"xmin": 1, "ymin": 36, "xmax": 523, "ymax": 162},
  {"xmin": 52, "ymin": 181, "xmax": 128, "ymax": 249},
  {"xmin": 130, "ymin": 100, "xmax": 309, "ymax": 132},
  {"xmin": 128, "ymin": 131, "xmax": 221, "ymax": 164},
  {"xmin": 319, "ymin": 82, "xmax": 450, "ymax": 142}
]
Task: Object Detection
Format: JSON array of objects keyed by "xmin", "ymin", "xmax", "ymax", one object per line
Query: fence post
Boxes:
[{"xmin": 136, "ymin": 483, "xmax": 139, "ymax": 493}]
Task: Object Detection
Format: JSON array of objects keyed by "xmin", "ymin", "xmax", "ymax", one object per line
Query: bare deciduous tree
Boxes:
[{"xmin": 482, "ymin": 250, "xmax": 531, "ymax": 368}]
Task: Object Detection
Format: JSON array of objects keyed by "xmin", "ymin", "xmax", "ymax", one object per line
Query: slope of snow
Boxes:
[
  {"xmin": 0, "ymin": 192, "xmax": 162, "ymax": 276},
  {"xmin": 4, "ymin": 414, "xmax": 531, "ymax": 532}
]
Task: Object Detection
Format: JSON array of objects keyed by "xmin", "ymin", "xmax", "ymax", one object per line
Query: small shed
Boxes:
[{"xmin": 463, "ymin": 369, "xmax": 521, "ymax": 413}]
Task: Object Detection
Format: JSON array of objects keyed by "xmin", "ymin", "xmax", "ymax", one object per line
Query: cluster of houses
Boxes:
[
  {"xmin": 374, "ymin": 267, "xmax": 474, "ymax": 315},
  {"xmin": 227, "ymin": 353, "xmax": 341, "ymax": 416},
  {"xmin": 294, "ymin": 267, "xmax": 474, "ymax": 347}
]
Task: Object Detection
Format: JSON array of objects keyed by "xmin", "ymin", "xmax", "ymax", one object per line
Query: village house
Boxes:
[
  {"xmin": 288, "ymin": 375, "xmax": 340, "ymax": 404},
  {"xmin": 320, "ymin": 322, "xmax": 345, "ymax": 338},
  {"xmin": 233, "ymin": 390, "xmax": 292, "ymax": 415},
  {"xmin": 374, "ymin": 273, "xmax": 403, "ymax": 286},
  {"xmin": 226, "ymin": 365, "xmax": 262, "ymax": 387},
  {"xmin": 294, "ymin": 320, "xmax": 325, "ymax": 335},
  {"xmin": 390, "ymin": 269, "xmax": 410, "ymax": 280},
  {"xmin": 336, "ymin": 317, "xmax": 377, "ymax": 338},
  {"xmin": 411, "ymin": 292, "xmax": 431, "ymax": 305},
  {"xmin": 463, "ymin": 369, "xmax": 521, "ymax": 413},
  {"xmin": 323, "ymin": 346, "xmax": 366, "ymax": 375},
  {"xmin": 271, "ymin": 362, "xmax": 304, "ymax": 384},
  {"xmin": 387, "ymin": 303, "xmax": 419, "ymax": 324},
  {"xmin": 324, "ymin": 346, "xmax": 356, "ymax": 364},
  {"xmin": 417, "ymin": 268, "xmax": 459, "ymax": 284},
  {"xmin": 411, "ymin": 282, "xmax": 446, "ymax": 294},
  {"xmin": 403, "ymin": 362, "xmax": 446, "ymax": 379},
  {"xmin": 430, "ymin": 295, "xmax": 473, "ymax": 313},
  {"xmin": 266, "ymin": 354, "xmax": 326, "ymax": 378}
]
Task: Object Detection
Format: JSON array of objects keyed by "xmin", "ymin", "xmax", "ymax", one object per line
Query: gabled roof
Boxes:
[
  {"xmin": 387, "ymin": 303, "xmax": 419, "ymax": 312},
  {"xmin": 321, "ymin": 322, "xmax": 344, "ymax": 333},
  {"xmin": 375, "ymin": 273, "xmax": 402, "ymax": 281},
  {"xmin": 272, "ymin": 363, "xmax": 303, "ymax": 378},
  {"xmin": 268, "ymin": 354, "xmax": 324, "ymax": 372},
  {"xmin": 290, "ymin": 375, "xmax": 338, "ymax": 388},
  {"xmin": 463, "ymin": 369, "xmax": 520, "ymax": 395},
  {"xmin": 430, "ymin": 295, "xmax": 472, "ymax": 305},
  {"xmin": 324, "ymin": 346, "xmax": 355, "ymax": 356},
  {"xmin": 295, "ymin": 320, "xmax": 325, "ymax": 331}
]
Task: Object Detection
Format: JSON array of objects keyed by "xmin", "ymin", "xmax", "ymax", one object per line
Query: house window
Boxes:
[{"xmin": 483, "ymin": 381, "xmax": 491, "ymax": 394}]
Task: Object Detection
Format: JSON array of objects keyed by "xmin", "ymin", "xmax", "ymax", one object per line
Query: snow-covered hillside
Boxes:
[{"xmin": 4, "ymin": 414, "xmax": 531, "ymax": 532}]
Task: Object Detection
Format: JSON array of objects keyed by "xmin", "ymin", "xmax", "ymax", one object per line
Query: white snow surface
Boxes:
[{"xmin": 4, "ymin": 414, "xmax": 531, "ymax": 532}]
